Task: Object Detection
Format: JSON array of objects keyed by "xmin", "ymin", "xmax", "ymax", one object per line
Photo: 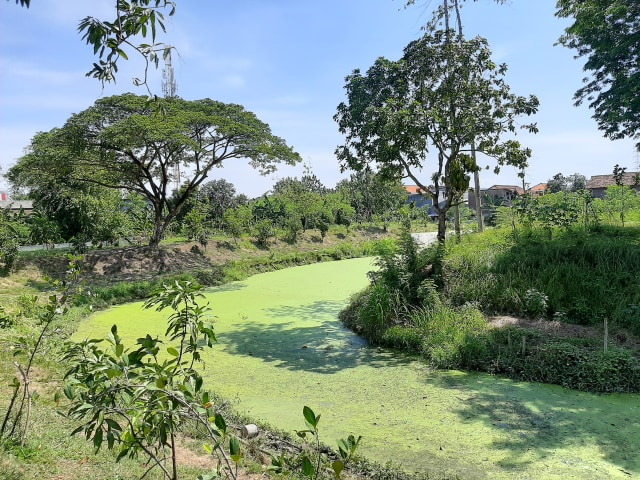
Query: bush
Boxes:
[
  {"xmin": 442, "ymin": 227, "xmax": 640, "ymax": 334},
  {"xmin": 0, "ymin": 230, "xmax": 19, "ymax": 272},
  {"xmin": 339, "ymin": 283, "xmax": 404, "ymax": 341},
  {"xmin": 487, "ymin": 334, "xmax": 640, "ymax": 393}
]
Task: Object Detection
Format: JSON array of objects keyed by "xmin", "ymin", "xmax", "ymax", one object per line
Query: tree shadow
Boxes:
[
  {"xmin": 218, "ymin": 300, "xmax": 414, "ymax": 374},
  {"xmin": 429, "ymin": 372, "xmax": 639, "ymax": 475},
  {"xmin": 215, "ymin": 240, "xmax": 237, "ymax": 251},
  {"xmin": 210, "ymin": 282, "xmax": 247, "ymax": 293}
]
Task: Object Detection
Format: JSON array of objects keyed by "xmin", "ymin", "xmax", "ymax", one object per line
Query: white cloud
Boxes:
[
  {"xmin": 0, "ymin": 59, "xmax": 83, "ymax": 85},
  {"xmin": 222, "ymin": 75, "xmax": 246, "ymax": 88}
]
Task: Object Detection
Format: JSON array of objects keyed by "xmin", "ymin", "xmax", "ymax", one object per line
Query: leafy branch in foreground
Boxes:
[
  {"xmin": 61, "ymin": 280, "xmax": 241, "ymax": 480},
  {"xmin": 78, "ymin": 0, "xmax": 177, "ymax": 95}
]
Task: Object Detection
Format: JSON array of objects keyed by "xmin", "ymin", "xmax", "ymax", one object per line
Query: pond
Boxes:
[{"xmin": 74, "ymin": 257, "xmax": 639, "ymax": 479}]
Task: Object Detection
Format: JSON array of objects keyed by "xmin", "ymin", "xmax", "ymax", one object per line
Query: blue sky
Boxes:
[{"xmin": 1, "ymin": 0, "xmax": 638, "ymax": 197}]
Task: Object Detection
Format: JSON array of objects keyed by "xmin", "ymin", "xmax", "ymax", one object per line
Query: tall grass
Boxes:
[{"xmin": 443, "ymin": 226, "xmax": 640, "ymax": 334}]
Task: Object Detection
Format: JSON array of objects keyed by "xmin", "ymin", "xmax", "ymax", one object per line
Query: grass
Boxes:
[{"xmin": 443, "ymin": 225, "xmax": 640, "ymax": 333}]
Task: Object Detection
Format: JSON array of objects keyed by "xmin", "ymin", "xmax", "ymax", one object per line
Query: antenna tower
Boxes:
[{"xmin": 162, "ymin": 51, "xmax": 181, "ymax": 193}]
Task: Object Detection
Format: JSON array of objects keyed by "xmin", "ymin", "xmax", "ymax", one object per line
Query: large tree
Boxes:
[
  {"xmin": 556, "ymin": 0, "xmax": 640, "ymax": 147},
  {"xmin": 8, "ymin": 94, "xmax": 301, "ymax": 247},
  {"xmin": 335, "ymin": 29, "xmax": 538, "ymax": 243},
  {"xmin": 335, "ymin": 170, "xmax": 407, "ymax": 224}
]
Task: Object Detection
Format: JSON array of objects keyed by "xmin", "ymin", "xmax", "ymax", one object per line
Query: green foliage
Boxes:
[
  {"xmin": 335, "ymin": 27, "xmax": 538, "ymax": 242},
  {"xmin": 340, "ymin": 222, "xmax": 434, "ymax": 341},
  {"xmin": 269, "ymin": 406, "xmax": 361, "ymax": 480},
  {"xmin": 335, "ymin": 171, "xmax": 407, "ymax": 225},
  {"xmin": 443, "ymin": 227, "xmax": 640, "ymax": 333},
  {"xmin": 222, "ymin": 204, "xmax": 252, "ymax": 244},
  {"xmin": 598, "ymin": 185, "xmax": 640, "ymax": 226},
  {"xmin": 253, "ymin": 219, "xmax": 275, "ymax": 248},
  {"xmin": 62, "ymin": 280, "xmax": 240, "ymax": 480},
  {"xmin": 0, "ymin": 229, "xmax": 20, "ymax": 273},
  {"xmin": 489, "ymin": 336, "xmax": 640, "ymax": 393},
  {"xmin": 9, "ymin": 94, "xmax": 301, "ymax": 247},
  {"xmin": 340, "ymin": 223, "xmax": 640, "ymax": 393},
  {"xmin": 1, "ymin": 255, "xmax": 85, "ymax": 446},
  {"xmin": 556, "ymin": 0, "xmax": 640, "ymax": 146},
  {"xmin": 182, "ymin": 197, "xmax": 212, "ymax": 249},
  {"xmin": 78, "ymin": 0, "xmax": 176, "ymax": 93}
]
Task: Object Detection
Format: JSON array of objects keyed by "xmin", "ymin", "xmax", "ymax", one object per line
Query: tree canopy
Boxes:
[
  {"xmin": 556, "ymin": 0, "xmax": 640, "ymax": 147},
  {"xmin": 8, "ymin": 93, "xmax": 301, "ymax": 247},
  {"xmin": 546, "ymin": 172, "xmax": 587, "ymax": 193},
  {"xmin": 335, "ymin": 29, "xmax": 538, "ymax": 243}
]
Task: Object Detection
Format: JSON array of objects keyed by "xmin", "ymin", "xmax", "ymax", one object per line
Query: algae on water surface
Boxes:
[{"xmin": 75, "ymin": 257, "xmax": 640, "ymax": 479}]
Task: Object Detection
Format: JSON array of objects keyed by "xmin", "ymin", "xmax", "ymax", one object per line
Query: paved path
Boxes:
[{"xmin": 411, "ymin": 231, "xmax": 439, "ymax": 248}]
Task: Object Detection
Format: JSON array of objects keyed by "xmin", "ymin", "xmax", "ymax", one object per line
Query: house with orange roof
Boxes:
[{"xmin": 528, "ymin": 183, "xmax": 547, "ymax": 196}]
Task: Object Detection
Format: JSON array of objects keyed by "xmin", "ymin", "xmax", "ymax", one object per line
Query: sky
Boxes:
[{"xmin": 1, "ymin": 0, "xmax": 639, "ymax": 198}]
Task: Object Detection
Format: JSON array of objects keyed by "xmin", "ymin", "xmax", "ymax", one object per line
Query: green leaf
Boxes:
[
  {"xmin": 214, "ymin": 413, "xmax": 226, "ymax": 433},
  {"xmin": 107, "ymin": 431, "xmax": 115, "ymax": 450},
  {"xmin": 229, "ymin": 436, "xmax": 241, "ymax": 463},
  {"xmin": 105, "ymin": 418, "xmax": 121, "ymax": 432},
  {"xmin": 332, "ymin": 460, "xmax": 345, "ymax": 477},
  {"xmin": 302, "ymin": 455, "xmax": 315, "ymax": 478},
  {"xmin": 116, "ymin": 447, "xmax": 130, "ymax": 463},
  {"xmin": 93, "ymin": 428, "xmax": 103, "ymax": 452},
  {"xmin": 303, "ymin": 405, "xmax": 318, "ymax": 429},
  {"xmin": 167, "ymin": 346, "xmax": 179, "ymax": 356}
]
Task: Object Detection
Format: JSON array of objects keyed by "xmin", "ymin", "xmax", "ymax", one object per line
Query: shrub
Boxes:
[{"xmin": 339, "ymin": 283, "xmax": 404, "ymax": 342}]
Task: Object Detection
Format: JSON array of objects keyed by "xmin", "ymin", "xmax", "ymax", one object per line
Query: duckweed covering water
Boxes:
[{"xmin": 75, "ymin": 258, "xmax": 639, "ymax": 479}]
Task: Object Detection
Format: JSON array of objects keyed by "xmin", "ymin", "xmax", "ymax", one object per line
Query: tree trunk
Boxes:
[
  {"xmin": 149, "ymin": 219, "xmax": 167, "ymax": 248},
  {"xmin": 472, "ymin": 142, "xmax": 483, "ymax": 232},
  {"xmin": 437, "ymin": 210, "xmax": 447, "ymax": 245}
]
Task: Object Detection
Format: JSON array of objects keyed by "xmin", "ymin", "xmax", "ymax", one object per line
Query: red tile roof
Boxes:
[
  {"xmin": 528, "ymin": 183, "xmax": 547, "ymax": 193},
  {"xmin": 404, "ymin": 185, "xmax": 425, "ymax": 195}
]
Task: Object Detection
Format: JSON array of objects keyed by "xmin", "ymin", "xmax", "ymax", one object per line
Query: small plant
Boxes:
[
  {"xmin": 0, "ymin": 304, "xmax": 15, "ymax": 329},
  {"xmin": 1, "ymin": 255, "xmax": 84, "ymax": 446},
  {"xmin": 62, "ymin": 280, "xmax": 240, "ymax": 480},
  {"xmin": 522, "ymin": 288, "xmax": 548, "ymax": 318},
  {"xmin": 253, "ymin": 219, "xmax": 275, "ymax": 248},
  {"xmin": 270, "ymin": 406, "xmax": 361, "ymax": 480}
]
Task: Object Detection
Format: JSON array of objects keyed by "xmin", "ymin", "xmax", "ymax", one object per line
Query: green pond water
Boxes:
[{"xmin": 74, "ymin": 257, "xmax": 639, "ymax": 479}]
